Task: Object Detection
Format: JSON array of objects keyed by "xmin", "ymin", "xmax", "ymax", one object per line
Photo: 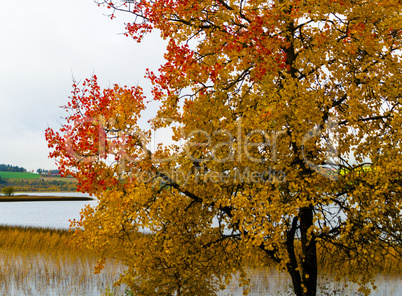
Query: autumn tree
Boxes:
[
  {"xmin": 1, "ymin": 186, "xmax": 14, "ymax": 197},
  {"xmin": 46, "ymin": 1, "xmax": 402, "ymax": 296}
]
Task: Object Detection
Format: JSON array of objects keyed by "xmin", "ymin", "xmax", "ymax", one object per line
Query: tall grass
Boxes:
[
  {"xmin": 0, "ymin": 225, "xmax": 126, "ymax": 295},
  {"xmin": 316, "ymin": 241, "xmax": 402, "ymax": 276},
  {"xmin": 247, "ymin": 239, "xmax": 401, "ymax": 275},
  {"xmin": 0, "ymin": 225, "xmax": 399, "ymax": 295}
]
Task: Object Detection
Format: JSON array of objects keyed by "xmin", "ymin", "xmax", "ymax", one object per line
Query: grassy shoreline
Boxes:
[{"xmin": 0, "ymin": 195, "xmax": 95, "ymax": 202}]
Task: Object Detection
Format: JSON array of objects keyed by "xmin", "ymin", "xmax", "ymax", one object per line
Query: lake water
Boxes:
[{"xmin": 0, "ymin": 192, "xmax": 97, "ymax": 229}]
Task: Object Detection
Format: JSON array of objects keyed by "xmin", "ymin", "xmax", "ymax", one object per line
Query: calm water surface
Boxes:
[{"xmin": 0, "ymin": 192, "xmax": 97, "ymax": 229}]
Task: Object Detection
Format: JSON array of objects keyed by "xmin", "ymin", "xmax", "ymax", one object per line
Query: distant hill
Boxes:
[
  {"xmin": 0, "ymin": 171, "xmax": 77, "ymax": 192},
  {"xmin": 0, "ymin": 171, "xmax": 40, "ymax": 179}
]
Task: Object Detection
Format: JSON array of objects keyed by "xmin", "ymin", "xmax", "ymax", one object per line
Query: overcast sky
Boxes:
[{"xmin": 0, "ymin": 0, "xmax": 166, "ymax": 172}]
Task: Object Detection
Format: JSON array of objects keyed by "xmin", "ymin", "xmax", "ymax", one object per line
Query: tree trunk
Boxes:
[
  {"xmin": 287, "ymin": 206, "xmax": 317, "ymax": 296},
  {"xmin": 286, "ymin": 217, "xmax": 303, "ymax": 296},
  {"xmin": 300, "ymin": 206, "xmax": 317, "ymax": 296}
]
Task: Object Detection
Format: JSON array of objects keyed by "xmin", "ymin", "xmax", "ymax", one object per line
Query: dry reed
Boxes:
[
  {"xmin": 0, "ymin": 225, "xmax": 399, "ymax": 295},
  {"xmin": 0, "ymin": 225, "xmax": 126, "ymax": 296}
]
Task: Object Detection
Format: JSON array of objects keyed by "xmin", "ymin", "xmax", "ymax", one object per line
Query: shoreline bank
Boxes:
[{"xmin": 0, "ymin": 195, "xmax": 95, "ymax": 202}]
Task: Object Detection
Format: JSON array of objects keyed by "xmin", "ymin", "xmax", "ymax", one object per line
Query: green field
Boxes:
[{"xmin": 0, "ymin": 171, "xmax": 40, "ymax": 179}]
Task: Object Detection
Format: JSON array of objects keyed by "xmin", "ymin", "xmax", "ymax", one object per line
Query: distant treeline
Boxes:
[
  {"xmin": 5, "ymin": 179, "xmax": 77, "ymax": 192},
  {"xmin": 0, "ymin": 164, "xmax": 26, "ymax": 172},
  {"xmin": 0, "ymin": 178, "xmax": 77, "ymax": 192},
  {"xmin": 36, "ymin": 168, "xmax": 60, "ymax": 175}
]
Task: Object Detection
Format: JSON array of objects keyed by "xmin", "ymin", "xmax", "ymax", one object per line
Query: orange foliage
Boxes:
[{"xmin": 47, "ymin": 1, "xmax": 402, "ymax": 296}]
